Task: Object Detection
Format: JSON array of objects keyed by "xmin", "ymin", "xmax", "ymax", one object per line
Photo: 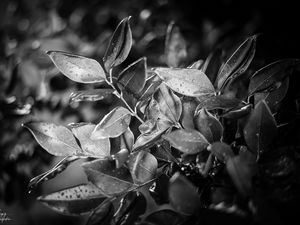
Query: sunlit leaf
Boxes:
[
  {"xmin": 115, "ymin": 148, "xmax": 130, "ymax": 169},
  {"xmin": 71, "ymin": 123, "xmax": 110, "ymax": 158},
  {"xmin": 47, "ymin": 51, "xmax": 105, "ymax": 83},
  {"xmin": 117, "ymin": 57, "xmax": 147, "ymax": 94},
  {"xmin": 248, "ymin": 59, "xmax": 299, "ymax": 95},
  {"xmin": 82, "ymin": 159, "xmax": 136, "ymax": 196},
  {"xmin": 86, "ymin": 198, "xmax": 114, "ymax": 225},
  {"xmin": 69, "ymin": 89, "xmax": 114, "ymax": 103},
  {"xmin": 165, "ymin": 22, "xmax": 187, "ymax": 67},
  {"xmin": 128, "ymin": 150, "xmax": 158, "ymax": 184},
  {"xmin": 23, "ymin": 122, "xmax": 81, "ymax": 156},
  {"xmin": 169, "ymin": 172, "xmax": 201, "ymax": 215},
  {"xmin": 195, "ymin": 108, "xmax": 223, "ymax": 143},
  {"xmin": 217, "ymin": 35, "xmax": 257, "ymax": 90},
  {"xmin": 208, "ymin": 142, "xmax": 234, "ymax": 163},
  {"xmin": 163, "ymin": 129, "xmax": 209, "ymax": 154},
  {"xmin": 103, "ymin": 17, "xmax": 132, "ymax": 71},
  {"xmin": 195, "ymin": 95, "xmax": 243, "ymax": 111},
  {"xmin": 243, "ymin": 100, "xmax": 277, "ymax": 157},
  {"xmin": 154, "ymin": 68, "xmax": 215, "ymax": 97},
  {"xmin": 91, "ymin": 107, "xmax": 131, "ymax": 139},
  {"xmin": 38, "ymin": 183, "xmax": 106, "ymax": 215},
  {"xmin": 138, "ymin": 119, "xmax": 157, "ymax": 134},
  {"xmin": 221, "ymin": 104, "xmax": 252, "ymax": 119},
  {"xmin": 180, "ymin": 97, "xmax": 197, "ymax": 130}
]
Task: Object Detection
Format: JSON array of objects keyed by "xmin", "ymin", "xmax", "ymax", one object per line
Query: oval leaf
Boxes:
[
  {"xmin": 38, "ymin": 183, "xmax": 106, "ymax": 215},
  {"xmin": 154, "ymin": 68, "xmax": 215, "ymax": 97},
  {"xmin": 208, "ymin": 142, "xmax": 234, "ymax": 163},
  {"xmin": 23, "ymin": 122, "xmax": 81, "ymax": 156},
  {"xmin": 86, "ymin": 199, "xmax": 114, "ymax": 225},
  {"xmin": 103, "ymin": 17, "xmax": 132, "ymax": 71},
  {"xmin": 69, "ymin": 89, "xmax": 114, "ymax": 103},
  {"xmin": 180, "ymin": 97, "xmax": 197, "ymax": 130},
  {"xmin": 201, "ymin": 48, "xmax": 223, "ymax": 85},
  {"xmin": 144, "ymin": 210, "xmax": 183, "ymax": 225},
  {"xmin": 195, "ymin": 95, "xmax": 243, "ymax": 111},
  {"xmin": 137, "ymin": 73, "xmax": 162, "ymax": 101},
  {"xmin": 163, "ymin": 129, "xmax": 209, "ymax": 154},
  {"xmin": 47, "ymin": 51, "xmax": 105, "ymax": 83},
  {"xmin": 91, "ymin": 107, "xmax": 131, "ymax": 139}
]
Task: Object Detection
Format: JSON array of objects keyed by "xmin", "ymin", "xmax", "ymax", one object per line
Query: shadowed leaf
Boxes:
[
  {"xmin": 208, "ymin": 142, "xmax": 234, "ymax": 163},
  {"xmin": 137, "ymin": 73, "xmax": 162, "ymax": 101},
  {"xmin": 180, "ymin": 97, "xmax": 197, "ymax": 129},
  {"xmin": 86, "ymin": 198, "xmax": 114, "ymax": 225},
  {"xmin": 143, "ymin": 210, "xmax": 183, "ymax": 225},
  {"xmin": 195, "ymin": 95, "xmax": 243, "ymax": 111}
]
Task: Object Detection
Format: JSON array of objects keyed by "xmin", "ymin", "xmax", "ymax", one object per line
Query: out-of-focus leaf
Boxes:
[
  {"xmin": 254, "ymin": 77, "xmax": 289, "ymax": 112},
  {"xmin": 180, "ymin": 97, "xmax": 197, "ymax": 129},
  {"xmin": 120, "ymin": 127, "xmax": 135, "ymax": 151},
  {"xmin": 143, "ymin": 210, "xmax": 183, "ymax": 225},
  {"xmin": 38, "ymin": 183, "xmax": 106, "ymax": 215},
  {"xmin": 165, "ymin": 22, "xmax": 187, "ymax": 67},
  {"xmin": 187, "ymin": 59, "xmax": 204, "ymax": 69},
  {"xmin": 149, "ymin": 174, "xmax": 170, "ymax": 205},
  {"xmin": 86, "ymin": 198, "xmax": 114, "ymax": 225},
  {"xmin": 23, "ymin": 122, "xmax": 81, "ymax": 156},
  {"xmin": 28, "ymin": 156, "xmax": 79, "ymax": 192},
  {"xmin": 128, "ymin": 151, "xmax": 158, "ymax": 184},
  {"xmin": 163, "ymin": 129, "xmax": 209, "ymax": 154},
  {"xmin": 133, "ymin": 119, "xmax": 172, "ymax": 151},
  {"xmin": 221, "ymin": 104, "xmax": 252, "ymax": 119},
  {"xmin": 153, "ymin": 84, "xmax": 182, "ymax": 125},
  {"xmin": 243, "ymin": 101, "xmax": 277, "ymax": 157},
  {"xmin": 91, "ymin": 107, "xmax": 131, "ymax": 139},
  {"xmin": 208, "ymin": 142, "xmax": 234, "ymax": 163},
  {"xmin": 154, "ymin": 68, "xmax": 215, "ymax": 97},
  {"xmin": 248, "ymin": 59, "xmax": 299, "ymax": 95},
  {"xmin": 137, "ymin": 73, "xmax": 162, "ymax": 101},
  {"xmin": 114, "ymin": 191, "xmax": 147, "ymax": 225},
  {"xmin": 226, "ymin": 150, "xmax": 257, "ymax": 196},
  {"xmin": 69, "ymin": 89, "xmax": 114, "ymax": 103},
  {"xmin": 103, "ymin": 17, "xmax": 132, "ymax": 71},
  {"xmin": 194, "ymin": 108, "xmax": 223, "ymax": 143},
  {"xmin": 47, "ymin": 51, "xmax": 105, "ymax": 83},
  {"xmin": 217, "ymin": 35, "xmax": 257, "ymax": 90},
  {"xmin": 71, "ymin": 123, "xmax": 110, "ymax": 158},
  {"xmin": 82, "ymin": 159, "xmax": 136, "ymax": 196},
  {"xmin": 169, "ymin": 172, "xmax": 201, "ymax": 215},
  {"xmin": 201, "ymin": 48, "xmax": 223, "ymax": 85},
  {"xmin": 195, "ymin": 95, "xmax": 243, "ymax": 111},
  {"xmin": 117, "ymin": 57, "xmax": 147, "ymax": 94}
]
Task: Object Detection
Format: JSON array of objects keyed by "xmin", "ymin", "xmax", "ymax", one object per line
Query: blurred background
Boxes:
[{"xmin": 0, "ymin": 0, "xmax": 300, "ymax": 224}]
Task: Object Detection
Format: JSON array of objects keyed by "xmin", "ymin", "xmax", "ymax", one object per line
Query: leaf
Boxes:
[
  {"xmin": 221, "ymin": 104, "xmax": 252, "ymax": 119},
  {"xmin": 128, "ymin": 151, "xmax": 158, "ymax": 184},
  {"xmin": 163, "ymin": 129, "xmax": 209, "ymax": 154},
  {"xmin": 86, "ymin": 198, "xmax": 114, "ymax": 225},
  {"xmin": 169, "ymin": 172, "xmax": 201, "ymax": 215},
  {"xmin": 153, "ymin": 84, "xmax": 182, "ymax": 124},
  {"xmin": 139, "ymin": 119, "xmax": 157, "ymax": 134},
  {"xmin": 216, "ymin": 35, "xmax": 257, "ymax": 90},
  {"xmin": 187, "ymin": 59, "xmax": 204, "ymax": 69},
  {"xmin": 117, "ymin": 57, "xmax": 147, "ymax": 94},
  {"xmin": 201, "ymin": 48, "xmax": 223, "ymax": 85},
  {"xmin": 38, "ymin": 183, "xmax": 106, "ymax": 215},
  {"xmin": 91, "ymin": 107, "xmax": 131, "ymax": 139},
  {"xmin": 23, "ymin": 122, "xmax": 81, "ymax": 156},
  {"xmin": 120, "ymin": 127, "xmax": 135, "ymax": 151},
  {"xmin": 248, "ymin": 59, "xmax": 299, "ymax": 95},
  {"xmin": 28, "ymin": 156, "xmax": 78, "ymax": 192},
  {"xmin": 143, "ymin": 210, "xmax": 183, "ymax": 225},
  {"xmin": 71, "ymin": 124, "xmax": 110, "ymax": 158},
  {"xmin": 194, "ymin": 108, "xmax": 223, "ymax": 143},
  {"xmin": 243, "ymin": 100, "xmax": 277, "ymax": 157},
  {"xmin": 82, "ymin": 159, "xmax": 136, "ymax": 196},
  {"xmin": 137, "ymin": 73, "xmax": 162, "ymax": 101},
  {"xmin": 195, "ymin": 95, "xmax": 243, "ymax": 111},
  {"xmin": 115, "ymin": 149, "xmax": 130, "ymax": 169},
  {"xmin": 180, "ymin": 97, "xmax": 197, "ymax": 129},
  {"xmin": 133, "ymin": 119, "xmax": 172, "ymax": 151},
  {"xmin": 103, "ymin": 17, "xmax": 132, "ymax": 71},
  {"xmin": 154, "ymin": 67, "xmax": 215, "ymax": 97},
  {"xmin": 47, "ymin": 51, "xmax": 105, "ymax": 83},
  {"xmin": 69, "ymin": 89, "xmax": 114, "ymax": 103},
  {"xmin": 208, "ymin": 142, "xmax": 234, "ymax": 163},
  {"xmin": 165, "ymin": 22, "xmax": 187, "ymax": 67}
]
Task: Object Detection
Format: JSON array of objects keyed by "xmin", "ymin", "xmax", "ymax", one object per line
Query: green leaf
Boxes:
[
  {"xmin": 153, "ymin": 84, "xmax": 182, "ymax": 124},
  {"xmin": 163, "ymin": 129, "xmax": 209, "ymax": 154},
  {"xmin": 169, "ymin": 172, "xmax": 201, "ymax": 215},
  {"xmin": 71, "ymin": 123, "xmax": 110, "ymax": 158},
  {"xmin": 69, "ymin": 89, "xmax": 114, "ymax": 103},
  {"xmin": 133, "ymin": 119, "xmax": 172, "ymax": 151},
  {"xmin": 187, "ymin": 59, "xmax": 204, "ymax": 69},
  {"xmin": 221, "ymin": 104, "xmax": 252, "ymax": 119},
  {"xmin": 128, "ymin": 151, "xmax": 158, "ymax": 184},
  {"xmin": 180, "ymin": 97, "xmax": 197, "ymax": 130},
  {"xmin": 86, "ymin": 199, "xmax": 114, "ymax": 225},
  {"xmin": 120, "ymin": 127, "xmax": 135, "ymax": 151},
  {"xmin": 91, "ymin": 107, "xmax": 131, "ymax": 139},
  {"xmin": 194, "ymin": 108, "xmax": 223, "ymax": 143},
  {"xmin": 23, "ymin": 122, "xmax": 81, "ymax": 156},
  {"xmin": 248, "ymin": 59, "xmax": 299, "ymax": 95},
  {"xmin": 195, "ymin": 95, "xmax": 243, "ymax": 111},
  {"xmin": 82, "ymin": 159, "xmax": 136, "ymax": 196},
  {"xmin": 154, "ymin": 68, "xmax": 215, "ymax": 97},
  {"xmin": 165, "ymin": 22, "xmax": 187, "ymax": 67},
  {"xmin": 216, "ymin": 35, "xmax": 257, "ymax": 90},
  {"xmin": 208, "ymin": 142, "xmax": 234, "ymax": 163},
  {"xmin": 38, "ymin": 183, "xmax": 106, "ymax": 215},
  {"xmin": 136, "ymin": 73, "xmax": 162, "ymax": 101},
  {"xmin": 243, "ymin": 100, "xmax": 277, "ymax": 157},
  {"xmin": 47, "ymin": 51, "xmax": 105, "ymax": 83},
  {"xmin": 103, "ymin": 17, "xmax": 132, "ymax": 71},
  {"xmin": 115, "ymin": 149, "xmax": 130, "ymax": 169},
  {"xmin": 117, "ymin": 57, "xmax": 147, "ymax": 94},
  {"xmin": 138, "ymin": 118, "xmax": 157, "ymax": 134},
  {"xmin": 143, "ymin": 210, "xmax": 183, "ymax": 225}
]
